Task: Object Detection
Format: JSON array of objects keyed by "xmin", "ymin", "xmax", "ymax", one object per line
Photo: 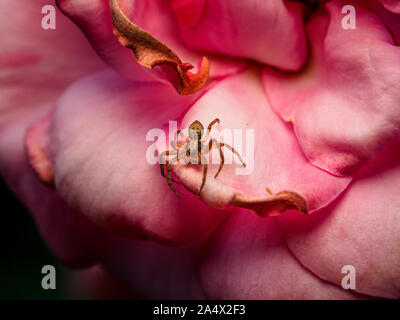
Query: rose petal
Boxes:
[
  {"xmin": 369, "ymin": 0, "xmax": 400, "ymax": 44},
  {"xmin": 170, "ymin": 0, "xmax": 307, "ymax": 71},
  {"xmin": 0, "ymin": 0, "xmax": 104, "ymax": 127},
  {"xmin": 279, "ymin": 142, "xmax": 400, "ymax": 299},
  {"xmin": 51, "ymin": 70, "xmax": 227, "ymax": 245},
  {"xmin": 56, "ymin": 0, "xmax": 245, "ymax": 83},
  {"xmin": 262, "ymin": 0, "xmax": 400, "ymax": 176},
  {"xmin": 67, "ymin": 265, "xmax": 133, "ymax": 299},
  {"xmin": 200, "ymin": 210, "xmax": 364, "ymax": 299},
  {"xmin": 0, "ymin": 113, "xmax": 114, "ymax": 268},
  {"xmin": 0, "ymin": 0, "xmax": 111, "ymax": 267},
  {"xmin": 56, "ymin": 0, "xmax": 153, "ymax": 82},
  {"xmin": 380, "ymin": 0, "xmax": 400, "ymax": 13},
  {"xmin": 25, "ymin": 113, "xmax": 54, "ymax": 187},
  {"xmin": 162, "ymin": 69, "xmax": 351, "ymax": 216},
  {"xmin": 102, "ymin": 238, "xmax": 207, "ymax": 299},
  {"xmin": 109, "ymin": 0, "xmax": 209, "ymax": 95}
]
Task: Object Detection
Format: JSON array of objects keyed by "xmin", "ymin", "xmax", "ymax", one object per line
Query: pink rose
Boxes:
[{"xmin": 1, "ymin": 0, "xmax": 399, "ymax": 299}]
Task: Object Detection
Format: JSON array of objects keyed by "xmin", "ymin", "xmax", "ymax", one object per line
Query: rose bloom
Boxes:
[{"xmin": 1, "ymin": 0, "xmax": 400, "ymax": 299}]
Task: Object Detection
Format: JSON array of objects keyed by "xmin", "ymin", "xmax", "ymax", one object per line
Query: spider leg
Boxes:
[
  {"xmin": 166, "ymin": 163, "xmax": 181, "ymax": 198},
  {"xmin": 198, "ymin": 155, "xmax": 208, "ymax": 197},
  {"xmin": 201, "ymin": 118, "xmax": 220, "ymax": 142},
  {"xmin": 220, "ymin": 143, "xmax": 246, "ymax": 167},
  {"xmin": 160, "ymin": 150, "xmax": 181, "ymax": 185},
  {"xmin": 159, "ymin": 150, "xmax": 178, "ymax": 162},
  {"xmin": 160, "ymin": 157, "xmax": 180, "ymax": 182},
  {"xmin": 207, "ymin": 139, "xmax": 224, "ymax": 179}
]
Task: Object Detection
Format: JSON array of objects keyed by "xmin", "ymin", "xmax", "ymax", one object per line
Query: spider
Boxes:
[{"xmin": 159, "ymin": 118, "xmax": 246, "ymax": 198}]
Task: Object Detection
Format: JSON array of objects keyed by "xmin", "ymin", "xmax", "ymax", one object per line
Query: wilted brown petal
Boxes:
[{"xmin": 109, "ymin": 0, "xmax": 209, "ymax": 95}]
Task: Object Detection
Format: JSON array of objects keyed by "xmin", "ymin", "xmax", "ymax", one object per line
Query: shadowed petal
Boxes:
[
  {"xmin": 369, "ymin": 0, "xmax": 400, "ymax": 44},
  {"xmin": 380, "ymin": 0, "xmax": 400, "ymax": 13},
  {"xmin": 200, "ymin": 210, "xmax": 364, "ymax": 299},
  {"xmin": 0, "ymin": 0, "xmax": 112, "ymax": 267},
  {"xmin": 0, "ymin": 112, "xmax": 114, "ymax": 268},
  {"xmin": 102, "ymin": 238, "xmax": 207, "ymax": 299}
]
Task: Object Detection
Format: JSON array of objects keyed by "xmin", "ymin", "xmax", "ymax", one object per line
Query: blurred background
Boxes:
[
  {"xmin": 0, "ymin": 177, "xmax": 136, "ymax": 300},
  {"xmin": 0, "ymin": 178, "xmax": 69, "ymax": 299}
]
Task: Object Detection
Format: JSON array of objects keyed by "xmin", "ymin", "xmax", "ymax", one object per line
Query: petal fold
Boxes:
[
  {"xmin": 109, "ymin": 0, "xmax": 209, "ymax": 95},
  {"xmin": 51, "ymin": 70, "xmax": 227, "ymax": 245},
  {"xmin": 57, "ymin": 0, "xmax": 244, "ymax": 85},
  {"xmin": 25, "ymin": 113, "xmax": 54, "ymax": 187},
  {"xmin": 170, "ymin": 0, "xmax": 308, "ymax": 71},
  {"xmin": 380, "ymin": 0, "xmax": 400, "ymax": 13},
  {"xmin": 160, "ymin": 69, "xmax": 351, "ymax": 217},
  {"xmin": 0, "ymin": 0, "xmax": 110, "ymax": 268},
  {"xmin": 263, "ymin": 0, "xmax": 400, "ymax": 176},
  {"xmin": 279, "ymin": 142, "xmax": 400, "ymax": 299},
  {"xmin": 0, "ymin": 114, "xmax": 114, "ymax": 268},
  {"xmin": 200, "ymin": 210, "xmax": 364, "ymax": 299}
]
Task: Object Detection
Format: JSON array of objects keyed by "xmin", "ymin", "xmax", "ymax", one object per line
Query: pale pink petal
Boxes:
[
  {"xmin": 51, "ymin": 70, "xmax": 227, "ymax": 245},
  {"xmin": 0, "ymin": 0, "xmax": 112, "ymax": 267},
  {"xmin": 57, "ymin": 0, "xmax": 245, "ymax": 83},
  {"xmin": 0, "ymin": 113, "xmax": 114, "ymax": 268},
  {"xmin": 279, "ymin": 142, "xmax": 400, "ymax": 299},
  {"xmin": 262, "ymin": 0, "xmax": 400, "ymax": 176},
  {"xmin": 165, "ymin": 69, "xmax": 351, "ymax": 216},
  {"xmin": 0, "ymin": 0, "xmax": 105, "ymax": 127},
  {"xmin": 102, "ymin": 238, "xmax": 207, "ymax": 299},
  {"xmin": 170, "ymin": 0, "xmax": 307, "ymax": 71},
  {"xmin": 200, "ymin": 210, "xmax": 364, "ymax": 299}
]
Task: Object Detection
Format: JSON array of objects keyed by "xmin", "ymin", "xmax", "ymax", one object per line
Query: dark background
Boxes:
[{"xmin": 0, "ymin": 178, "xmax": 68, "ymax": 299}]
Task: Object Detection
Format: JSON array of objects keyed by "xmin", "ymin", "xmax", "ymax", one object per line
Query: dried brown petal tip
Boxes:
[
  {"xmin": 25, "ymin": 116, "xmax": 55, "ymax": 188},
  {"xmin": 232, "ymin": 190, "xmax": 308, "ymax": 217},
  {"xmin": 109, "ymin": 0, "xmax": 209, "ymax": 95}
]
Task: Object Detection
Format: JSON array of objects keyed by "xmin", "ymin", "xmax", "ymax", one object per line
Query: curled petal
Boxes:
[
  {"xmin": 25, "ymin": 113, "xmax": 54, "ymax": 187},
  {"xmin": 200, "ymin": 210, "xmax": 364, "ymax": 299},
  {"xmin": 279, "ymin": 142, "xmax": 400, "ymax": 299},
  {"xmin": 0, "ymin": 0, "xmax": 110, "ymax": 267},
  {"xmin": 0, "ymin": 113, "xmax": 114, "ymax": 268},
  {"xmin": 263, "ymin": 0, "xmax": 400, "ymax": 176},
  {"xmin": 380, "ymin": 0, "xmax": 400, "ymax": 13},
  {"xmin": 232, "ymin": 191, "xmax": 307, "ymax": 216},
  {"xmin": 170, "ymin": 0, "xmax": 308, "ymax": 71},
  {"xmin": 57, "ymin": 0, "xmax": 245, "ymax": 85},
  {"xmin": 370, "ymin": 0, "xmax": 400, "ymax": 44},
  {"xmin": 161, "ymin": 69, "xmax": 351, "ymax": 217},
  {"xmin": 109, "ymin": 0, "xmax": 209, "ymax": 95},
  {"xmin": 50, "ymin": 70, "xmax": 226, "ymax": 245}
]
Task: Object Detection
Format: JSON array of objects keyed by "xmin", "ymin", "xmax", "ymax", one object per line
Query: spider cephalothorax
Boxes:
[{"xmin": 160, "ymin": 118, "xmax": 246, "ymax": 198}]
